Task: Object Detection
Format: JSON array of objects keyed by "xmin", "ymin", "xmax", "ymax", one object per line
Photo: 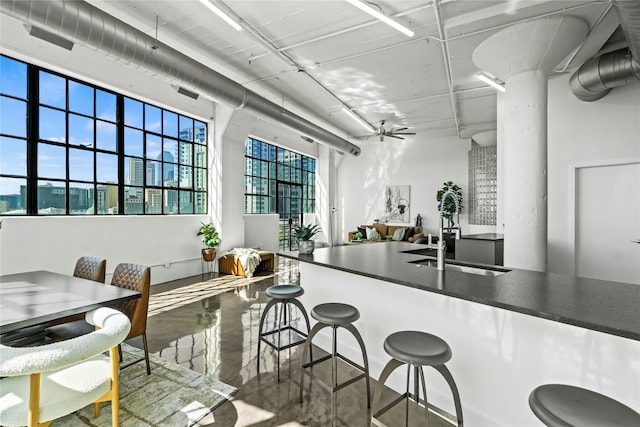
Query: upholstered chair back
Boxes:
[{"xmin": 73, "ymin": 256, "xmax": 106, "ymax": 283}]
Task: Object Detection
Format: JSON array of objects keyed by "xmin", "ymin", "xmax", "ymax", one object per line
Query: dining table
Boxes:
[{"xmin": 0, "ymin": 270, "xmax": 140, "ymax": 335}]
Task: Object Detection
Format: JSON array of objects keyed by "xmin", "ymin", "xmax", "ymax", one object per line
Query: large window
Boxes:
[
  {"xmin": 244, "ymin": 137, "xmax": 316, "ymax": 250},
  {"xmin": 0, "ymin": 55, "xmax": 207, "ymax": 215},
  {"xmin": 244, "ymin": 137, "xmax": 315, "ymax": 215}
]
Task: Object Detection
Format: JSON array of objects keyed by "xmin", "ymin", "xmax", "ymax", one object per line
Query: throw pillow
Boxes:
[
  {"xmin": 403, "ymin": 227, "xmax": 415, "ymax": 241},
  {"xmin": 366, "ymin": 227, "xmax": 381, "ymax": 240},
  {"xmin": 357, "ymin": 226, "xmax": 367, "ymax": 238},
  {"xmin": 392, "ymin": 227, "xmax": 406, "ymax": 241}
]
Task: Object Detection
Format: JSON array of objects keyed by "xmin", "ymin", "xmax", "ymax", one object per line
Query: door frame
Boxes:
[
  {"xmin": 569, "ymin": 157, "xmax": 640, "ymax": 276},
  {"xmin": 276, "ymin": 180, "xmax": 303, "ymax": 250}
]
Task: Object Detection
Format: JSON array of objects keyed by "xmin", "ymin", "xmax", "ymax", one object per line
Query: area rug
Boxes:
[{"xmin": 58, "ymin": 344, "xmax": 237, "ymax": 426}]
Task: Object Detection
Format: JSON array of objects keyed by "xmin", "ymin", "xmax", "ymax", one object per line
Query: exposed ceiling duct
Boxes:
[
  {"xmin": 0, "ymin": 0, "xmax": 361, "ymax": 156},
  {"xmin": 569, "ymin": 0, "xmax": 640, "ymax": 102}
]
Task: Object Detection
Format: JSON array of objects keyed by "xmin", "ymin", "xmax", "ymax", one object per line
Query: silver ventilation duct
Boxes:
[
  {"xmin": 570, "ymin": 0, "xmax": 640, "ymax": 102},
  {"xmin": 0, "ymin": 0, "xmax": 361, "ymax": 156}
]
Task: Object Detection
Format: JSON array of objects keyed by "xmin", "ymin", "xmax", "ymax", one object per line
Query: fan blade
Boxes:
[
  {"xmin": 391, "ymin": 127, "xmax": 408, "ymax": 132},
  {"xmin": 386, "ymin": 134, "xmax": 404, "ymax": 140},
  {"xmin": 389, "ymin": 132, "xmax": 416, "ymax": 136}
]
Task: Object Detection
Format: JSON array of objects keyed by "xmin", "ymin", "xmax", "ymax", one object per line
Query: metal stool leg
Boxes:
[
  {"xmin": 372, "ymin": 357, "xmax": 404, "ymax": 419},
  {"xmin": 405, "ymin": 364, "xmax": 411, "ymax": 427},
  {"xmin": 257, "ymin": 297, "xmax": 279, "ymax": 374},
  {"xmin": 342, "ymin": 322, "xmax": 371, "ymax": 408},
  {"xmin": 276, "ymin": 299, "xmax": 284, "ymax": 382},
  {"xmin": 432, "ymin": 364, "xmax": 464, "ymax": 427},
  {"xmin": 418, "ymin": 366, "xmax": 430, "ymax": 426},
  {"xmin": 299, "ymin": 321, "xmax": 330, "ymax": 404},
  {"xmin": 289, "ymin": 298, "xmax": 313, "ymax": 362}
]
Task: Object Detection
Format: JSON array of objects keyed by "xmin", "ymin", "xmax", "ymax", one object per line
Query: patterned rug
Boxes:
[{"xmin": 59, "ymin": 344, "xmax": 237, "ymax": 426}]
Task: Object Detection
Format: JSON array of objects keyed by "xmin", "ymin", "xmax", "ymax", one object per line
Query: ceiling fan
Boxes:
[{"xmin": 376, "ymin": 120, "xmax": 416, "ymax": 141}]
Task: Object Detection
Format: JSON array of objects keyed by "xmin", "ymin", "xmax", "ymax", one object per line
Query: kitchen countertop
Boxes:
[
  {"xmin": 279, "ymin": 242, "xmax": 640, "ymax": 341},
  {"xmin": 460, "ymin": 233, "xmax": 504, "ymax": 240}
]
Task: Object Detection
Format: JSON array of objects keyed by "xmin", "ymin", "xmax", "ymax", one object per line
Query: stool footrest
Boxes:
[
  {"xmin": 260, "ymin": 327, "xmax": 308, "ymax": 352},
  {"xmin": 373, "ymin": 393, "xmax": 409, "ymax": 419}
]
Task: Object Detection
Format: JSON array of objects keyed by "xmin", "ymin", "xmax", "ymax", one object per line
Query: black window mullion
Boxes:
[
  {"xmin": 26, "ymin": 65, "xmax": 38, "ymax": 215},
  {"xmin": 116, "ymin": 95, "xmax": 125, "ymax": 214},
  {"xmin": 65, "ymin": 78, "xmax": 70, "ymax": 215}
]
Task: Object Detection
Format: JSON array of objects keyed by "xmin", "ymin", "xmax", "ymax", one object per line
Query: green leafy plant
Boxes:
[
  {"xmin": 197, "ymin": 222, "xmax": 221, "ymax": 247},
  {"xmin": 354, "ymin": 231, "xmax": 363, "ymax": 240},
  {"xmin": 386, "ymin": 234, "xmax": 393, "ymax": 241},
  {"xmin": 293, "ymin": 224, "xmax": 321, "ymax": 241},
  {"xmin": 436, "ymin": 181, "xmax": 463, "ymax": 221}
]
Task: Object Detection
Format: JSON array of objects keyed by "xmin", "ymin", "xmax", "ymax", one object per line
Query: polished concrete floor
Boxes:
[{"xmin": 144, "ymin": 257, "xmax": 454, "ymax": 427}]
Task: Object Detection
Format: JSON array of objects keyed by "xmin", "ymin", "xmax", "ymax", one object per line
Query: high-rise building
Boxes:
[{"xmin": 128, "ymin": 158, "xmax": 144, "ymax": 186}]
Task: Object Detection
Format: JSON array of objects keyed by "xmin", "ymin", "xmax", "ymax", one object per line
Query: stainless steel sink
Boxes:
[{"xmin": 410, "ymin": 258, "xmax": 510, "ymax": 276}]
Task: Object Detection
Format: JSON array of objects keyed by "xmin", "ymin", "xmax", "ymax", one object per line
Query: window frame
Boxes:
[
  {"xmin": 0, "ymin": 55, "xmax": 208, "ymax": 216},
  {"xmin": 243, "ymin": 136, "xmax": 316, "ymax": 216}
]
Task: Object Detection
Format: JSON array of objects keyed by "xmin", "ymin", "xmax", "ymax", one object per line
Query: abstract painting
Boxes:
[{"xmin": 384, "ymin": 185, "xmax": 410, "ymax": 223}]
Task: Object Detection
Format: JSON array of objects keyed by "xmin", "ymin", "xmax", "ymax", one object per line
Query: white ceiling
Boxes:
[{"xmin": 76, "ymin": 1, "xmax": 618, "ymax": 144}]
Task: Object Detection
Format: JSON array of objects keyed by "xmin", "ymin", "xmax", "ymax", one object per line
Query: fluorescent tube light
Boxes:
[
  {"xmin": 342, "ymin": 107, "xmax": 375, "ymax": 133},
  {"xmin": 344, "ymin": 0, "xmax": 414, "ymax": 37},
  {"xmin": 478, "ymin": 73, "xmax": 505, "ymax": 93},
  {"xmin": 198, "ymin": 0, "xmax": 242, "ymax": 31}
]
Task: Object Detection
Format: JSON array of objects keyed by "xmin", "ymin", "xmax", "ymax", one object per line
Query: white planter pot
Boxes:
[{"xmin": 298, "ymin": 240, "xmax": 315, "ymax": 254}]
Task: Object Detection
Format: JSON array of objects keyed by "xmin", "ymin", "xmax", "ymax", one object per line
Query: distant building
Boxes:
[{"xmin": 0, "ymin": 194, "xmax": 21, "ymax": 211}]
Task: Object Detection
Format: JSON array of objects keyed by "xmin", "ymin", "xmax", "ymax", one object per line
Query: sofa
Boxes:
[{"xmin": 348, "ymin": 224, "xmax": 423, "ymax": 243}]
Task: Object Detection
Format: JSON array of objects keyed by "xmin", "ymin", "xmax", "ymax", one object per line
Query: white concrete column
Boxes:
[
  {"xmin": 472, "ymin": 16, "xmax": 588, "ymax": 271},
  {"xmin": 504, "ymin": 70, "xmax": 548, "ymax": 270}
]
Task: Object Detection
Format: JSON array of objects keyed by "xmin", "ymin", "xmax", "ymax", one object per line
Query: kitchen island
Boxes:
[{"xmin": 279, "ymin": 242, "xmax": 640, "ymax": 426}]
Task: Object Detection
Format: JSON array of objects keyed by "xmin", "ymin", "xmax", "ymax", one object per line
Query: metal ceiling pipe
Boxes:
[
  {"xmin": 569, "ymin": 0, "xmax": 640, "ymax": 102},
  {"xmin": 0, "ymin": 0, "xmax": 361, "ymax": 156},
  {"xmin": 569, "ymin": 48, "xmax": 640, "ymax": 101},
  {"xmin": 613, "ymin": 0, "xmax": 640, "ymax": 62}
]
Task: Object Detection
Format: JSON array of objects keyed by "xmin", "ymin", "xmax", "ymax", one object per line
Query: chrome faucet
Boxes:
[
  {"xmin": 436, "ymin": 188, "xmax": 462, "ymax": 271},
  {"xmin": 437, "ymin": 237, "xmax": 447, "ymax": 271}
]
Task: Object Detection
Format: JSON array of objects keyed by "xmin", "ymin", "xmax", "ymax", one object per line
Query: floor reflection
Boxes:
[{"xmin": 144, "ymin": 256, "xmax": 451, "ymax": 426}]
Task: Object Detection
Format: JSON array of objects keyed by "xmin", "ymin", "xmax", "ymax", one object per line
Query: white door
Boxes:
[{"xmin": 576, "ymin": 162, "xmax": 640, "ymax": 284}]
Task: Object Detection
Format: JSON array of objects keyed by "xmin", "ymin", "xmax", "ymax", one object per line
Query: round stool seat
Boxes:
[
  {"xmin": 311, "ymin": 303, "xmax": 360, "ymax": 325},
  {"xmin": 383, "ymin": 331, "xmax": 452, "ymax": 366},
  {"xmin": 266, "ymin": 284, "xmax": 304, "ymax": 299},
  {"xmin": 529, "ymin": 384, "xmax": 640, "ymax": 427}
]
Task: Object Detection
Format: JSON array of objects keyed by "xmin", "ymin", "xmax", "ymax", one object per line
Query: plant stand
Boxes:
[{"xmin": 201, "ymin": 256, "xmax": 216, "ymax": 280}]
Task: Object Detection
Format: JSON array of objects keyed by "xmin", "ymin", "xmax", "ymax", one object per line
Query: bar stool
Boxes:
[
  {"xmin": 372, "ymin": 330, "xmax": 463, "ymax": 427},
  {"xmin": 257, "ymin": 284, "xmax": 311, "ymax": 381},
  {"xmin": 299, "ymin": 302, "xmax": 371, "ymax": 414},
  {"xmin": 529, "ymin": 384, "xmax": 640, "ymax": 426}
]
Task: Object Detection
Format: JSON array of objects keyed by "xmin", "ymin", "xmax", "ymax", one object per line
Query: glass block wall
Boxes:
[{"xmin": 468, "ymin": 143, "xmax": 497, "ymax": 225}]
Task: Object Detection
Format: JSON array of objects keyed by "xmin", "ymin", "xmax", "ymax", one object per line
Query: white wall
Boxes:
[
  {"xmin": 337, "ymin": 137, "xmax": 470, "ymax": 243},
  {"xmin": 0, "ymin": 21, "xmax": 220, "ymax": 284},
  {"xmin": 244, "ymin": 214, "xmax": 279, "ymax": 252},
  {"xmin": 0, "ymin": 215, "xmax": 207, "ymax": 284},
  {"xmin": 547, "ymin": 74, "xmax": 640, "ymax": 275}
]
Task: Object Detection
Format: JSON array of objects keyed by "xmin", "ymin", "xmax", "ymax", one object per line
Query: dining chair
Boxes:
[
  {"xmin": 46, "ymin": 263, "xmax": 152, "ymax": 375},
  {"xmin": 0, "ymin": 307, "xmax": 131, "ymax": 427},
  {"xmin": 73, "ymin": 256, "xmax": 107, "ymax": 283},
  {"xmin": 111, "ymin": 263, "xmax": 152, "ymax": 375},
  {"xmin": 51, "ymin": 256, "xmax": 108, "ymax": 325}
]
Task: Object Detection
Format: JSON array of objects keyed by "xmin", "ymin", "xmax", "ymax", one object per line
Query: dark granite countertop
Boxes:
[
  {"xmin": 279, "ymin": 243, "xmax": 640, "ymax": 341},
  {"xmin": 460, "ymin": 233, "xmax": 504, "ymax": 240}
]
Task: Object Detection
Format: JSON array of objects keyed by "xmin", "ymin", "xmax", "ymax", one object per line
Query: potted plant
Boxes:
[
  {"xmin": 436, "ymin": 181, "xmax": 463, "ymax": 228},
  {"xmin": 293, "ymin": 223, "xmax": 321, "ymax": 254},
  {"xmin": 353, "ymin": 231, "xmax": 364, "ymax": 242},
  {"xmin": 197, "ymin": 222, "xmax": 221, "ymax": 262}
]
